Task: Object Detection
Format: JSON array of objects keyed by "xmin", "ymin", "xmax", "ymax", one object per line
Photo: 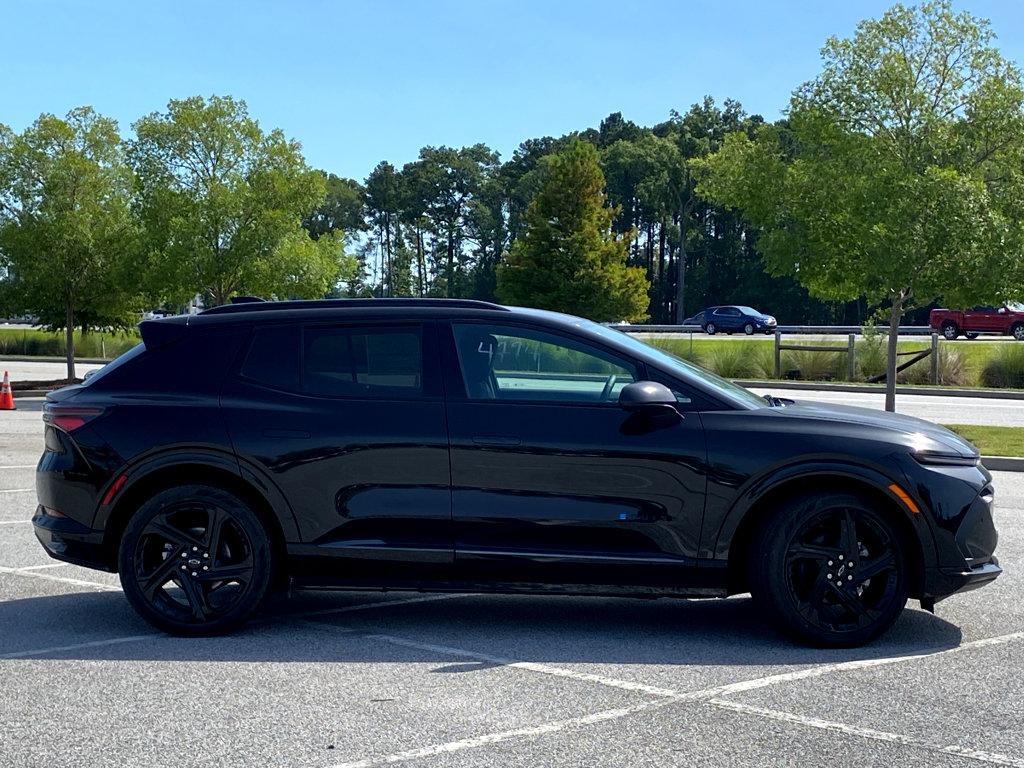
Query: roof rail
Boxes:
[
  {"xmin": 200, "ymin": 297, "xmax": 509, "ymax": 315},
  {"xmin": 230, "ymin": 296, "xmax": 266, "ymax": 304}
]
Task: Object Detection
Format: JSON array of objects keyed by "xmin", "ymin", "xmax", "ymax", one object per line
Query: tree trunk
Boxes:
[
  {"xmin": 446, "ymin": 233, "xmax": 455, "ymax": 297},
  {"xmin": 884, "ymin": 292, "xmax": 905, "ymax": 413},
  {"xmin": 416, "ymin": 229, "xmax": 426, "ymax": 297},
  {"xmin": 675, "ymin": 207, "xmax": 687, "ymax": 323},
  {"xmin": 658, "ymin": 218, "xmax": 667, "ymax": 321},
  {"xmin": 65, "ymin": 299, "xmax": 76, "ymax": 382}
]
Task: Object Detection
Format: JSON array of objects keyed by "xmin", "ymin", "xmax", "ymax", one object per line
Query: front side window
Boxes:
[
  {"xmin": 452, "ymin": 323, "xmax": 636, "ymax": 403},
  {"xmin": 304, "ymin": 326, "xmax": 422, "ymax": 396}
]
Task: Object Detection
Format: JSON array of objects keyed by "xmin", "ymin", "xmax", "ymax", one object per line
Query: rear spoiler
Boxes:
[{"xmin": 138, "ymin": 315, "xmax": 190, "ymax": 350}]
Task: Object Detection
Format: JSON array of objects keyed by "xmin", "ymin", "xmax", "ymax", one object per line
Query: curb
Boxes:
[
  {"xmin": 980, "ymin": 456, "xmax": 1024, "ymax": 472},
  {"xmin": 735, "ymin": 380, "xmax": 1024, "ymax": 400},
  {"xmin": 0, "ymin": 355, "xmax": 110, "ymax": 364}
]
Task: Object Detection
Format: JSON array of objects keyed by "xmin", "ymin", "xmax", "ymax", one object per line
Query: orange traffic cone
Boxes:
[{"xmin": 0, "ymin": 371, "xmax": 15, "ymax": 410}]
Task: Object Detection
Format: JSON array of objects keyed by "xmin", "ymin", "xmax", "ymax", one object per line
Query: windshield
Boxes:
[
  {"xmin": 586, "ymin": 322, "xmax": 767, "ymax": 408},
  {"xmin": 1007, "ymin": 302, "xmax": 1024, "ymax": 312}
]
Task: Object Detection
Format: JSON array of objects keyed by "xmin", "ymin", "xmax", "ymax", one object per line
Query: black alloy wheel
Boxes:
[
  {"xmin": 119, "ymin": 485, "xmax": 273, "ymax": 635},
  {"xmin": 941, "ymin": 321, "xmax": 959, "ymax": 340},
  {"xmin": 752, "ymin": 492, "xmax": 908, "ymax": 646}
]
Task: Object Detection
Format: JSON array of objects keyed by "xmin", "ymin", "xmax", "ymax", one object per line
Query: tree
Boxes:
[
  {"xmin": 303, "ymin": 173, "xmax": 366, "ymax": 241},
  {"xmin": 131, "ymin": 95, "xmax": 353, "ymax": 306},
  {"xmin": 496, "ymin": 140, "xmax": 649, "ymax": 321},
  {"xmin": 697, "ymin": 1, "xmax": 1024, "ymax": 410},
  {"xmin": 0, "ymin": 108, "xmax": 140, "ymax": 379}
]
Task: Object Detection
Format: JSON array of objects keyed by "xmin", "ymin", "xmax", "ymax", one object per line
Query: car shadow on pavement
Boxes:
[{"xmin": 0, "ymin": 587, "xmax": 964, "ymax": 667}]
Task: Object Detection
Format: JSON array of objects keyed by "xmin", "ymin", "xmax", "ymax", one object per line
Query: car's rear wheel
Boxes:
[
  {"xmin": 705, "ymin": 322, "xmax": 716, "ymax": 335},
  {"xmin": 118, "ymin": 484, "xmax": 273, "ymax": 636},
  {"xmin": 1012, "ymin": 323, "xmax": 1024, "ymax": 341},
  {"xmin": 941, "ymin": 321, "xmax": 959, "ymax": 340},
  {"xmin": 750, "ymin": 491, "xmax": 908, "ymax": 647},
  {"xmin": 743, "ymin": 323, "xmax": 755, "ymax": 335}
]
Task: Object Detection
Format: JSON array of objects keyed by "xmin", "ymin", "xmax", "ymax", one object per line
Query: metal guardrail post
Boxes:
[
  {"xmin": 847, "ymin": 334, "xmax": 855, "ymax": 381},
  {"xmin": 931, "ymin": 333, "xmax": 939, "ymax": 385},
  {"xmin": 774, "ymin": 329, "xmax": 782, "ymax": 379}
]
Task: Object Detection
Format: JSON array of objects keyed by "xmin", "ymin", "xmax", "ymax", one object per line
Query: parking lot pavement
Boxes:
[
  {"xmin": 0, "ymin": 359, "xmax": 105, "ymax": 383},
  {"xmin": 2, "ymin": 404, "xmax": 1022, "ymax": 767}
]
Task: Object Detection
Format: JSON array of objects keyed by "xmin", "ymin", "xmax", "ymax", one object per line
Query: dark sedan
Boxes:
[
  {"xmin": 703, "ymin": 305, "xmax": 777, "ymax": 335},
  {"xmin": 33, "ymin": 298, "xmax": 999, "ymax": 646}
]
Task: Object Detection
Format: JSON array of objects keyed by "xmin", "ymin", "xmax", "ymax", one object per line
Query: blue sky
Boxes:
[{"xmin": 3, "ymin": 1, "xmax": 1022, "ymax": 181}]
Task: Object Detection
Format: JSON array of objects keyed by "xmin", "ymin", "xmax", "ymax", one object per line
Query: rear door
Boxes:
[
  {"xmin": 441, "ymin": 320, "xmax": 708, "ymax": 590},
  {"xmin": 221, "ymin": 319, "xmax": 453, "ymax": 585},
  {"xmin": 714, "ymin": 306, "xmax": 742, "ymax": 331}
]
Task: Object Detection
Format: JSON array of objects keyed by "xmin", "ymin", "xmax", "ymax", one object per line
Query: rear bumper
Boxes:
[{"xmin": 31, "ymin": 506, "xmax": 113, "ymax": 572}]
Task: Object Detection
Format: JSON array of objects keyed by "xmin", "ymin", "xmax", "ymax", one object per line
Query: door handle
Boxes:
[
  {"xmin": 472, "ymin": 435, "xmax": 522, "ymax": 447},
  {"xmin": 263, "ymin": 428, "xmax": 311, "ymax": 439}
]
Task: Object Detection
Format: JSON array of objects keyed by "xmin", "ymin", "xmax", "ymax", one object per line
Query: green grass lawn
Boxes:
[
  {"xmin": 0, "ymin": 328, "xmax": 139, "ymax": 359},
  {"xmin": 943, "ymin": 424, "xmax": 1024, "ymax": 457}
]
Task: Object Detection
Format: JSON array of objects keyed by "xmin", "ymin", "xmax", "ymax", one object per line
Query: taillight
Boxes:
[{"xmin": 43, "ymin": 405, "xmax": 105, "ymax": 433}]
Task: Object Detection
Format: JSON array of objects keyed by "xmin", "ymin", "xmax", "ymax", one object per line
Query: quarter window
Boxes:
[{"xmin": 452, "ymin": 324, "xmax": 636, "ymax": 403}]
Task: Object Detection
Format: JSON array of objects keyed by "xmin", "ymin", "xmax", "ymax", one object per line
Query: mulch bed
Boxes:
[{"xmin": 10, "ymin": 378, "xmax": 83, "ymax": 391}]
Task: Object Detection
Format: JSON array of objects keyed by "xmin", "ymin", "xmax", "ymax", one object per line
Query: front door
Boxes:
[
  {"xmin": 222, "ymin": 320, "xmax": 453, "ymax": 585},
  {"xmin": 441, "ymin": 321, "xmax": 708, "ymax": 591}
]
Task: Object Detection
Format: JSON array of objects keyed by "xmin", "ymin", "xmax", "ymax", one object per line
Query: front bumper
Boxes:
[{"xmin": 32, "ymin": 506, "xmax": 113, "ymax": 572}]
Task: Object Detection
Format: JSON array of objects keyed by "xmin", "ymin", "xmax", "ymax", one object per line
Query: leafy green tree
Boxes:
[
  {"xmin": 131, "ymin": 95, "xmax": 353, "ymax": 306},
  {"xmin": 497, "ymin": 140, "xmax": 649, "ymax": 321},
  {"xmin": 697, "ymin": 2, "xmax": 1024, "ymax": 409},
  {"xmin": 0, "ymin": 108, "xmax": 140, "ymax": 379},
  {"xmin": 303, "ymin": 173, "xmax": 366, "ymax": 241}
]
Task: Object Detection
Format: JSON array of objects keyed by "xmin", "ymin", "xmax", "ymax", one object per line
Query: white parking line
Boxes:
[
  {"xmin": 0, "ymin": 565, "xmax": 120, "ymax": 591},
  {"xmin": 336, "ymin": 697, "xmax": 676, "ymax": 767},
  {"xmin": 709, "ymin": 699, "xmax": 1023, "ymax": 767},
  {"xmin": 333, "ymin": 629, "xmax": 1024, "ymax": 767},
  {"xmin": 0, "ymin": 465, "xmax": 37, "ymax": 470},
  {"xmin": 0, "ymin": 488, "xmax": 32, "ymax": 494},
  {"xmin": 0, "ymin": 634, "xmax": 156, "ymax": 661},
  {"xmin": 0, "ymin": 520, "xmax": 31, "ymax": 525}
]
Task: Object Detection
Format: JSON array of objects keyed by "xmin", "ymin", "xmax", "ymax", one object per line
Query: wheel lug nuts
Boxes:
[
  {"xmin": 180, "ymin": 565, "xmax": 186, "ymax": 570},
  {"xmin": 848, "ymin": 575, "xmax": 853, "ymax": 581},
  {"xmin": 848, "ymin": 562, "xmax": 854, "ymax": 567},
  {"xmin": 203, "ymin": 553, "xmax": 209, "ymax": 558},
  {"xmin": 827, "ymin": 560, "xmax": 833, "ymax": 566},
  {"xmin": 202, "ymin": 566, "xmax": 209, "ymax": 571},
  {"xmin": 192, "ymin": 546, "xmax": 198, "ymax": 552},
  {"xmin": 827, "ymin": 573, "xmax": 833, "ymax": 579},
  {"xmin": 839, "ymin": 554, "xmax": 844, "ymax": 560},
  {"xmin": 191, "ymin": 571, "xmax": 197, "ymax": 577}
]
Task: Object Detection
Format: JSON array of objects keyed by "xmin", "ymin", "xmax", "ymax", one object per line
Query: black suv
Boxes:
[{"xmin": 34, "ymin": 299, "xmax": 1000, "ymax": 646}]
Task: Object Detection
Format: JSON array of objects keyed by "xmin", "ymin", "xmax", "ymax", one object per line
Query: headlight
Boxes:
[{"xmin": 913, "ymin": 450, "xmax": 979, "ymax": 467}]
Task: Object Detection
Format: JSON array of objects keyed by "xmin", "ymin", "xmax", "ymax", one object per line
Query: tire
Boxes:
[
  {"xmin": 744, "ymin": 323, "xmax": 755, "ymax": 335},
  {"xmin": 118, "ymin": 484, "xmax": 274, "ymax": 636},
  {"xmin": 965, "ymin": 332, "xmax": 979, "ymax": 340},
  {"xmin": 705, "ymin": 323, "xmax": 716, "ymax": 335},
  {"xmin": 941, "ymin": 321, "xmax": 959, "ymax": 340},
  {"xmin": 749, "ymin": 491, "xmax": 908, "ymax": 647},
  {"xmin": 1012, "ymin": 323, "xmax": 1024, "ymax": 341}
]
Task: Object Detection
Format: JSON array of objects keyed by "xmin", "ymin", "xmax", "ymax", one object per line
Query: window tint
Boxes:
[
  {"xmin": 241, "ymin": 325, "xmax": 301, "ymax": 391},
  {"xmin": 452, "ymin": 323, "xmax": 636, "ymax": 403},
  {"xmin": 304, "ymin": 327, "xmax": 422, "ymax": 396}
]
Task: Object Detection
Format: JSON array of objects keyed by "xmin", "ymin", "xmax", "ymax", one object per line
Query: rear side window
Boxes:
[
  {"xmin": 241, "ymin": 326, "xmax": 301, "ymax": 391},
  {"xmin": 304, "ymin": 327, "xmax": 422, "ymax": 396}
]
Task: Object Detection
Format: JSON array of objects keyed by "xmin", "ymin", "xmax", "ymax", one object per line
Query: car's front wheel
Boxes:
[
  {"xmin": 1012, "ymin": 323, "xmax": 1024, "ymax": 341},
  {"xmin": 118, "ymin": 484, "xmax": 273, "ymax": 636},
  {"xmin": 743, "ymin": 323, "xmax": 755, "ymax": 335},
  {"xmin": 750, "ymin": 491, "xmax": 908, "ymax": 647}
]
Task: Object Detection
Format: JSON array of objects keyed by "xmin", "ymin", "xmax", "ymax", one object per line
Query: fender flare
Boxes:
[
  {"xmin": 94, "ymin": 446, "xmax": 300, "ymax": 543},
  {"xmin": 711, "ymin": 459, "xmax": 938, "ymax": 572}
]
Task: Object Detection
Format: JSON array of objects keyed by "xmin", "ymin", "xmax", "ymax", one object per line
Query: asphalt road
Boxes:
[{"xmin": 1, "ymin": 401, "xmax": 1022, "ymax": 766}]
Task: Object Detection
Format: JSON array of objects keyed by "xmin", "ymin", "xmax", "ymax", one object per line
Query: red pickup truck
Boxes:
[{"xmin": 929, "ymin": 304, "xmax": 1024, "ymax": 340}]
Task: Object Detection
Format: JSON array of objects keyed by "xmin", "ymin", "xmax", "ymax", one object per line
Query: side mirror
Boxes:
[{"xmin": 618, "ymin": 381, "xmax": 678, "ymax": 415}]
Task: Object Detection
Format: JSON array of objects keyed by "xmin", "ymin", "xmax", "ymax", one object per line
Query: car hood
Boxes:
[{"xmin": 771, "ymin": 400, "xmax": 979, "ymax": 458}]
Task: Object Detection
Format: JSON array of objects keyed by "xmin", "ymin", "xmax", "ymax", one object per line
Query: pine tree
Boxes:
[{"xmin": 496, "ymin": 141, "xmax": 649, "ymax": 321}]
